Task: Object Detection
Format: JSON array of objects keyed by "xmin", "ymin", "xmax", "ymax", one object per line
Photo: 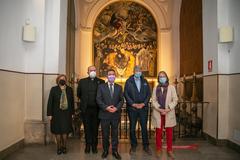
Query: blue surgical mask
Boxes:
[
  {"xmin": 159, "ymin": 77, "xmax": 167, "ymax": 84},
  {"xmin": 134, "ymin": 72, "xmax": 142, "ymax": 79}
]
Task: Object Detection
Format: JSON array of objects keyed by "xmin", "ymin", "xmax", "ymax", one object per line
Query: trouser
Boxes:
[
  {"xmin": 156, "ymin": 115, "xmax": 173, "ymax": 151},
  {"xmin": 128, "ymin": 107, "xmax": 149, "ymax": 148},
  {"xmin": 82, "ymin": 108, "xmax": 100, "ymax": 147},
  {"xmin": 100, "ymin": 118, "xmax": 120, "ymax": 152}
]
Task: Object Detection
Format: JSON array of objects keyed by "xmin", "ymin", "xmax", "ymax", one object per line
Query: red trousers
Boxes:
[{"xmin": 155, "ymin": 115, "xmax": 173, "ymax": 151}]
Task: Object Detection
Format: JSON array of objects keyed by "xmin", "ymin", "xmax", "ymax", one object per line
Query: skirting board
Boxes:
[
  {"xmin": 0, "ymin": 139, "xmax": 24, "ymax": 160},
  {"xmin": 203, "ymin": 132, "xmax": 240, "ymax": 153}
]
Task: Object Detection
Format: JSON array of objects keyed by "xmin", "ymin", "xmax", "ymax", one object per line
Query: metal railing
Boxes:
[
  {"xmin": 118, "ymin": 102, "xmax": 154, "ymax": 140},
  {"xmin": 72, "ymin": 101, "xmax": 208, "ymax": 140},
  {"xmin": 175, "ymin": 101, "xmax": 209, "ymax": 138}
]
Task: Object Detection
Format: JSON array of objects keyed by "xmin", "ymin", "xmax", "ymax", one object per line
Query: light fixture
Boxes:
[
  {"xmin": 219, "ymin": 26, "xmax": 233, "ymax": 43},
  {"xmin": 22, "ymin": 19, "xmax": 36, "ymax": 42}
]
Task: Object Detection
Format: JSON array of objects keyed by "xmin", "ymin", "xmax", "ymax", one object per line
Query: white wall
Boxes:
[
  {"xmin": 0, "ymin": 0, "xmax": 68, "ymax": 151},
  {"xmin": 58, "ymin": 0, "xmax": 68, "ymax": 74},
  {"xmin": 202, "ymin": 0, "xmax": 218, "ymax": 139},
  {"xmin": 0, "ymin": 0, "xmax": 67, "ymax": 74},
  {"xmin": 0, "ymin": 0, "xmax": 45, "ymax": 72},
  {"xmin": 202, "ymin": 0, "xmax": 218, "ymax": 76},
  {"xmin": 217, "ymin": 0, "xmax": 230, "ymax": 74},
  {"xmin": 203, "ymin": 0, "xmax": 240, "ymax": 145},
  {"xmin": 44, "ymin": 0, "xmax": 67, "ymax": 74},
  {"xmin": 43, "ymin": 0, "xmax": 60, "ymax": 73},
  {"xmin": 228, "ymin": 0, "xmax": 240, "ymax": 73},
  {"xmin": 227, "ymin": 0, "xmax": 240, "ymax": 145},
  {"xmin": 217, "ymin": 0, "xmax": 240, "ymax": 144},
  {"xmin": 203, "ymin": 0, "xmax": 240, "ymax": 75}
]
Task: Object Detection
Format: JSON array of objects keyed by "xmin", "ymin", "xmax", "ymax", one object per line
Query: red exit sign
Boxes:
[{"xmin": 208, "ymin": 60, "xmax": 212, "ymax": 72}]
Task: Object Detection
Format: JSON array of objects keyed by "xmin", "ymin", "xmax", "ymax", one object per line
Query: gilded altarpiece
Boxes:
[{"xmin": 93, "ymin": 1, "xmax": 157, "ymax": 78}]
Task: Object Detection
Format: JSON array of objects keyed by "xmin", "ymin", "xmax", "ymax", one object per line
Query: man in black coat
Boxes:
[
  {"xmin": 77, "ymin": 66, "xmax": 104, "ymax": 154},
  {"xmin": 124, "ymin": 66, "xmax": 152, "ymax": 155},
  {"xmin": 96, "ymin": 69, "xmax": 124, "ymax": 160}
]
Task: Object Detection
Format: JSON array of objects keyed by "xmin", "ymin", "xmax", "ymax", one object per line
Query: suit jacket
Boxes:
[
  {"xmin": 96, "ymin": 82, "xmax": 124, "ymax": 119},
  {"xmin": 77, "ymin": 77, "xmax": 105, "ymax": 112},
  {"xmin": 151, "ymin": 85, "xmax": 178, "ymax": 128},
  {"xmin": 124, "ymin": 75, "xmax": 151, "ymax": 108}
]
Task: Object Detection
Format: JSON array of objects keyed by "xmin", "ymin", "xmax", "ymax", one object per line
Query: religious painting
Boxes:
[{"xmin": 93, "ymin": 1, "xmax": 157, "ymax": 78}]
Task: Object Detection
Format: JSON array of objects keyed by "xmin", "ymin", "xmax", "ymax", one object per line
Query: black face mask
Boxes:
[{"xmin": 59, "ymin": 79, "xmax": 66, "ymax": 86}]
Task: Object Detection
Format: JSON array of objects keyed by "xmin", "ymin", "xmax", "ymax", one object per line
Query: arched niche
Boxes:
[
  {"xmin": 74, "ymin": 0, "xmax": 180, "ymax": 81},
  {"xmin": 93, "ymin": 1, "xmax": 158, "ymax": 78},
  {"xmin": 84, "ymin": 0, "xmax": 169, "ymax": 30}
]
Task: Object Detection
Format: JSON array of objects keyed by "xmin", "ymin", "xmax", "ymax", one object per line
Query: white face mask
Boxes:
[{"xmin": 89, "ymin": 71, "xmax": 96, "ymax": 79}]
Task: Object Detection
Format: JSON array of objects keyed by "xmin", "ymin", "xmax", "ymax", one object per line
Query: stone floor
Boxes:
[{"xmin": 5, "ymin": 138, "xmax": 240, "ymax": 160}]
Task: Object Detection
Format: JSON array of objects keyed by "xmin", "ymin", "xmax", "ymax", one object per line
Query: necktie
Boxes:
[{"xmin": 110, "ymin": 83, "xmax": 114, "ymax": 98}]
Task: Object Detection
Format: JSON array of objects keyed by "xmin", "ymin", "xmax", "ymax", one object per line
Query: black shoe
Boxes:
[
  {"xmin": 57, "ymin": 148, "xmax": 62, "ymax": 155},
  {"xmin": 101, "ymin": 151, "xmax": 108, "ymax": 159},
  {"xmin": 112, "ymin": 151, "xmax": 121, "ymax": 160},
  {"xmin": 62, "ymin": 147, "xmax": 67, "ymax": 154},
  {"xmin": 85, "ymin": 144, "xmax": 90, "ymax": 154},
  {"xmin": 143, "ymin": 147, "xmax": 152, "ymax": 155},
  {"xmin": 92, "ymin": 146, "xmax": 98, "ymax": 154},
  {"xmin": 129, "ymin": 146, "xmax": 136, "ymax": 154}
]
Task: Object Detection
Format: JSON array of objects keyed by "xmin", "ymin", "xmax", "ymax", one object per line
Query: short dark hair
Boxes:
[
  {"xmin": 88, "ymin": 65, "xmax": 96, "ymax": 72},
  {"xmin": 107, "ymin": 68, "xmax": 115, "ymax": 74},
  {"xmin": 134, "ymin": 65, "xmax": 141, "ymax": 72}
]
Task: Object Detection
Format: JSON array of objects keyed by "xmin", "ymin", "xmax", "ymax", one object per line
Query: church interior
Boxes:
[{"xmin": 0, "ymin": 0, "xmax": 240, "ymax": 159}]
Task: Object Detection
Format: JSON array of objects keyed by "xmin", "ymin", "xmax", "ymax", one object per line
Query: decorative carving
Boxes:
[
  {"xmin": 76, "ymin": 0, "xmax": 172, "ymax": 31},
  {"xmin": 85, "ymin": 0, "xmax": 94, "ymax": 3},
  {"xmin": 93, "ymin": 1, "xmax": 157, "ymax": 77}
]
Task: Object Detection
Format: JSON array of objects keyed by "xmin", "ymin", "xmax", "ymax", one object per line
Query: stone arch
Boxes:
[{"xmin": 84, "ymin": 0, "xmax": 169, "ymax": 30}]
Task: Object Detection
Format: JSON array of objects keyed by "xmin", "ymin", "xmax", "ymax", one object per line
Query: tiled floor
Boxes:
[{"xmin": 5, "ymin": 138, "xmax": 240, "ymax": 160}]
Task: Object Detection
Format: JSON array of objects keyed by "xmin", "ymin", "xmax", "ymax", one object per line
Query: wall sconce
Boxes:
[
  {"xmin": 219, "ymin": 26, "xmax": 233, "ymax": 43},
  {"xmin": 22, "ymin": 19, "xmax": 36, "ymax": 42}
]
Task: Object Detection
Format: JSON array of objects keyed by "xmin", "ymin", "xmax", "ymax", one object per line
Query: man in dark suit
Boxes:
[
  {"xmin": 124, "ymin": 66, "xmax": 152, "ymax": 155},
  {"xmin": 77, "ymin": 66, "xmax": 104, "ymax": 154},
  {"xmin": 96, "ymin": 69, "xmax": 124, "ymax": 160}
]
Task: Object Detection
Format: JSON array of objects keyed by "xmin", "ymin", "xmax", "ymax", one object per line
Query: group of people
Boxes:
[{"xmin": 47, "ymin": 65, "xmax": 178, "ymax": 159}]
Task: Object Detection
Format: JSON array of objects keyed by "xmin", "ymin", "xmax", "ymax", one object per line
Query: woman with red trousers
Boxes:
[{"xmin": 151, "ymin": 71, "xmax": 178, "ymax": 158}]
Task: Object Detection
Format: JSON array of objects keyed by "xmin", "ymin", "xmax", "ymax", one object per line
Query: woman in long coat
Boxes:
[
  {"xmin": 151, "ymin": 71, "xmax": 178, "ymax": 158},
  {"xmin": 47, "ymin": 74, "xmax": 74, "ymax": 155}
]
